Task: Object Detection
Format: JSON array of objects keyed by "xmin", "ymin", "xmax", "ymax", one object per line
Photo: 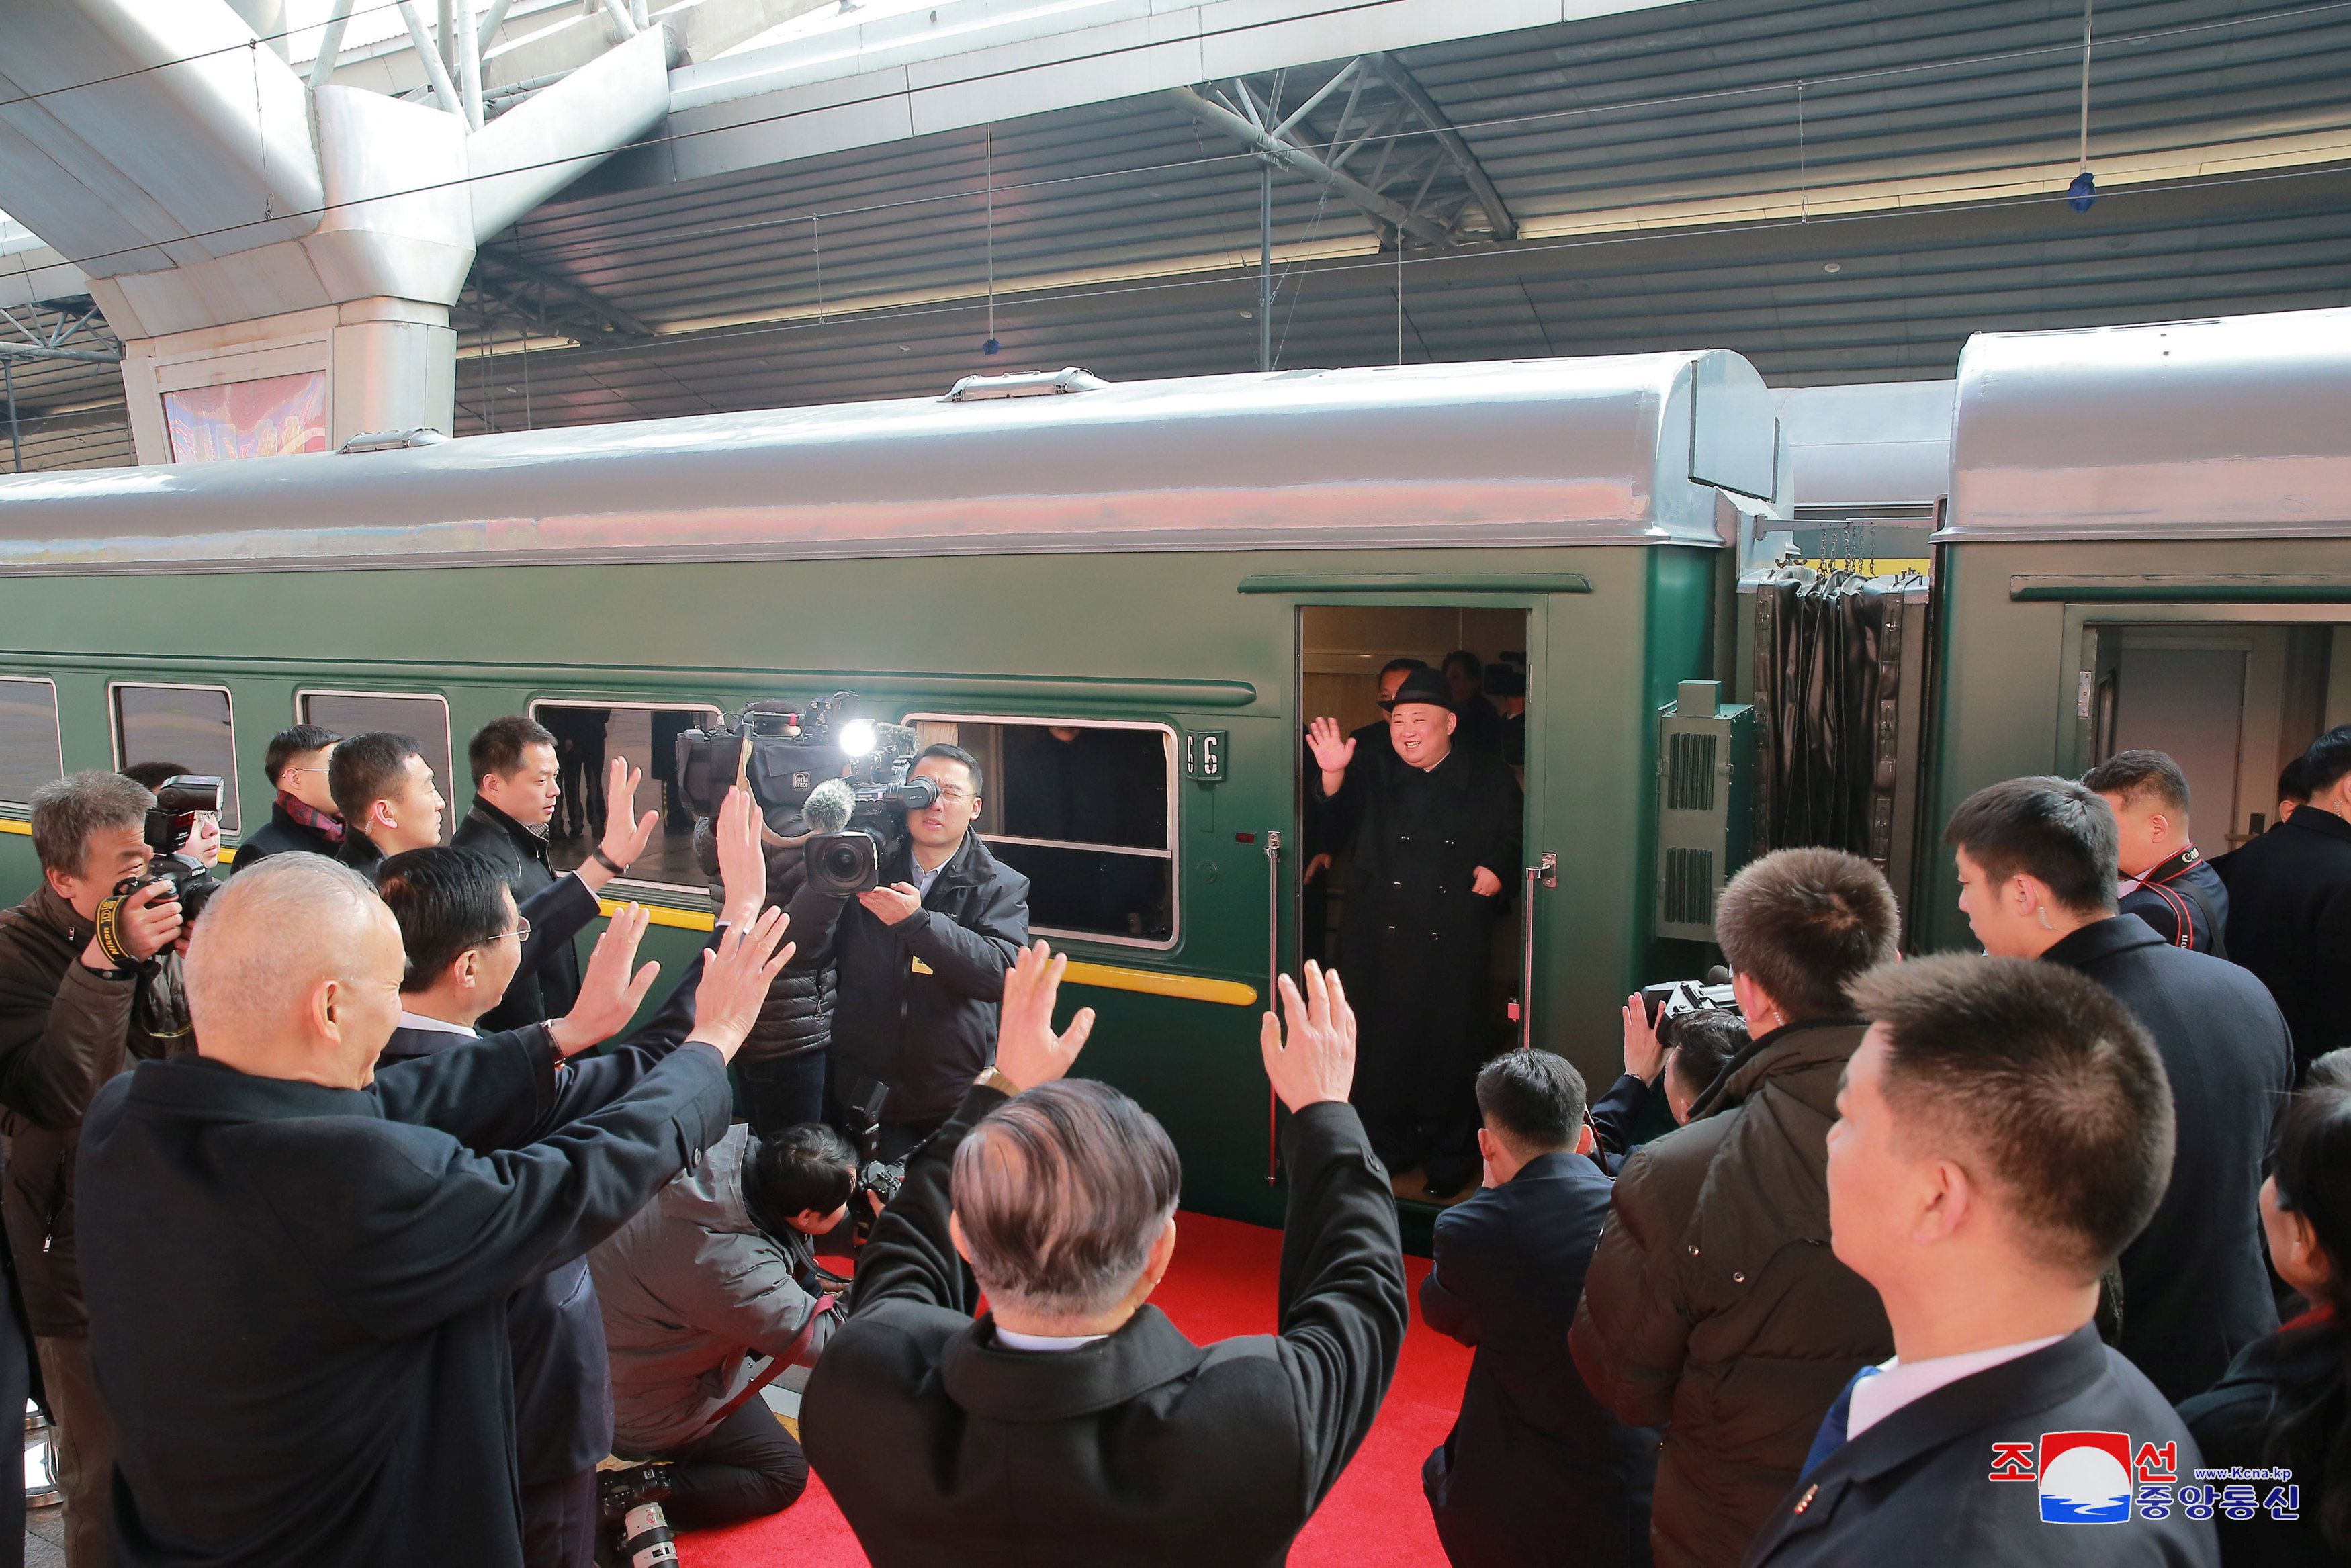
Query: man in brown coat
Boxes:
[
  {"xmin": 0, "ymin": 772, "xmax": 188, "ymax": 1568},
  {"xmin": 1570, "ymin": 849, "xmax": 1900, "ymax": 1568}
]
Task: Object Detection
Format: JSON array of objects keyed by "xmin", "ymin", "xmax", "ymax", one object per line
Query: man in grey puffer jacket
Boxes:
[{"xmin": 588, "ymin": 1122, "xmax": 852, "ymax": 1528}]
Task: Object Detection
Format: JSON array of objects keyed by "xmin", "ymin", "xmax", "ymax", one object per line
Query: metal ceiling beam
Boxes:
[
  {"xmin": 1365, "ymin": 53, "xmax": 1517, "ymax": 242},
  {"xmin": 0, "ymin": 342, "xmax": 121, "ymax": 365},
  {"xmin": 469, "ymin": 248, "xmax": 656, "ymax": 338},
  {"xmin": 1167, "ymin": 85, "xmax": 1455, "ymax": 250}
]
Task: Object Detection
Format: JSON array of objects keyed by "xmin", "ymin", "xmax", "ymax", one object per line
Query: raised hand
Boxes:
[
  {"xmin": 549, "ymin": 903, "xmax": 662, "ymax": 1056},
  {"xmin": 685, "ymin": 905, "xmax": 795, "ymax": 1061},
  {"xmin": 1306, "ymin": 717, "xmax": 1357, "ymax": 776},
  {"xmin": 993, "ymin": 941, "xmax": 1096, "ymax": 1092},
  {"xmin": 1260, "ymin": 960, "xmax": 1356, "ymax": 1111},
  {"xmin": 1622, "ymin": 993, "xmax": 1667, "ymax": 1082},
  {"xmin": 597, "ymin": 755, "xmax": 660, "ymax": 874},
  {"xmin": 713, "ymin": 786, "xmax": 766, "ymax": 927}
]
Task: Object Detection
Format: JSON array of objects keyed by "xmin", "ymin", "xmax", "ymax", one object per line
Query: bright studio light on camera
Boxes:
[{"xmin": 839, "ymin": 720, "xmax": 877, "ymax": 758}]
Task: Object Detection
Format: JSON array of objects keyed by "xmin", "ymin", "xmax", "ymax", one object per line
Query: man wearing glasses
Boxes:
[
  {"xmin": 230, "ymin": 725, "xmax": 343, "ymax": 870},
  {"xmin": 370, "ymin": 792, "xmax": 769, "ymax": 1568},
  {"xmin": 785, "ymin": 743, "xmax": 1030, "ymax": 1163}
]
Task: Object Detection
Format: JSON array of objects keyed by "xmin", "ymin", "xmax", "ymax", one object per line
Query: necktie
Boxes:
[{"xmin": 1798, "ymin": 1365, "xmax": 1881, "ymax": 1481}]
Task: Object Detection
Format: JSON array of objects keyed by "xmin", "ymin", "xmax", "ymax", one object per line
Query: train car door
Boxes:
[{"xmin": 1290, "ymin": 603, "xmax": 1541, "ymax": 1215}]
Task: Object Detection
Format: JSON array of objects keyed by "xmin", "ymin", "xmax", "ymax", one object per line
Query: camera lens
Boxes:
[{"xmin": 818, "ymin": 841, "xmax": 862, "ymax": 881}]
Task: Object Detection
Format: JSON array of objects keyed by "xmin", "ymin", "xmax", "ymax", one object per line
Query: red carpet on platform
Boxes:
[{"xmin": 679, "ymin": 1210, "xmax": 1471, "ymax": 1567}]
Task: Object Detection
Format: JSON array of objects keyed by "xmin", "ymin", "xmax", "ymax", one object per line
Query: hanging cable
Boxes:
[
  {"xmin": 981, "ymin": 124, "xmax": 1000, "ymax": 356},
  {"xmin": 2070, "ymin": 0, "xmax": 2099, "ymax": 211}
]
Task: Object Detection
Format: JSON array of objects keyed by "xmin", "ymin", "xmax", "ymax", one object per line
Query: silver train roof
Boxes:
[
  {"xmin": 0, "ymin": 353, "xmax": 1785, "ymax": 574},
  {"xmin": 1943, "ymin": 307, "xmax": 2351, "ymax": 542}
]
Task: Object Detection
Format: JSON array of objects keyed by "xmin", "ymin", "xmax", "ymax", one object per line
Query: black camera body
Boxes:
[
  {"xmin": 1638, "ymin": 967, "xmax": 1736, "ymax": 1027},
  {"xmin": 676, "ymin": 693, "xmax": 941, "ymax": 895},
  {"xmin": 93, "ymin": 776, "xmax": 224, "ymax": 969}
]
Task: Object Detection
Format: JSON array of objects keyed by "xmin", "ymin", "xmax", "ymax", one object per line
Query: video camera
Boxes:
[
  {"xmin": 674, "ymin": 693, "xmax": 940, "ymax": 896},
  {"xmin": 1638, "ymin": 966, "xmax": 1738, "ymax": 1029}
]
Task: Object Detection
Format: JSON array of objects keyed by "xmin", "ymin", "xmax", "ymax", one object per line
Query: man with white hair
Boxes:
[
  {"xmin": 801, "ymin": 950, "xmax": 1409, "ymax": 1567},
  {"xmin": 74, "ymin": 855, "xmax": 794, "ymax": 1568}
]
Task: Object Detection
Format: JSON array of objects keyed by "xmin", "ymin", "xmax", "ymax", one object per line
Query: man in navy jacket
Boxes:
[
  {"xmin": 1740, "ymin": 954, "xmax": 2214, "ymax": 1568},
  {"xmin": 1421, "ymin": 1049, "xmax": 1654, "ymax": 1567},
  {"xmin": 75, "ymin": 850, "xmax": 794, "ymax": 1568}
]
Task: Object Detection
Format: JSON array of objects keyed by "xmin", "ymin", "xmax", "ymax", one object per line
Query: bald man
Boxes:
[{"xmin": 75, "ymin": 856, "xmax": 794, "ymax": 1568}]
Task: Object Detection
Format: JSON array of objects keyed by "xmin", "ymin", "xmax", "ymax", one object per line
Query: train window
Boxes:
[
  {"xmin": 527, "ymin": 701, "xmax": 723, "ymax": 894},
  {"xmin": 111, "ymin": 682, "xmax": 240, "ymax": 831},
  {"xmin": 0, "ymin": 678, "xmax": 64, "ymax": 807},
  {"xmin": 909, "ymin": 717, "xmax": 1176, "ymax": 947},
  {"xmin": 296, "ymin": 690, "xmax": 455, "ymax": 844}
]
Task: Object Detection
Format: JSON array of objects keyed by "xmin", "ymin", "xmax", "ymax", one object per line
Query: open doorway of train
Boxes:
[
  {"xmin": 2080, "ymin": 622, "xmax": 2351, "ymax": 850},
  {"xmin": 1297, "ymin": 606, "xmax": 1529, "ymax": 1213}
]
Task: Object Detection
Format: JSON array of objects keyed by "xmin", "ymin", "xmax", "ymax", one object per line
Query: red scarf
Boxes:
[
  {"xmin": 279, "ymin": 790, "xmax": 345, "ymax": 847},
  {"xmin": 2282, "ymin": 1302, "xmax": 2337, "ymax": 1334}
]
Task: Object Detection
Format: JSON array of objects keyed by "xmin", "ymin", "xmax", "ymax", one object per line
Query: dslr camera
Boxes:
[
  {"xmin": 674, "ymin": 692, "xmax": 940, "ymax": 896},
  {"xmin": 93, "ymin": 776, "xmax": 224, "ymax": 968}
]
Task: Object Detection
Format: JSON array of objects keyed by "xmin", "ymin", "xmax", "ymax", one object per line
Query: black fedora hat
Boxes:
[{"xmin": 1380, "ymin": 667, "xmax": 1454, "ymax": 712}]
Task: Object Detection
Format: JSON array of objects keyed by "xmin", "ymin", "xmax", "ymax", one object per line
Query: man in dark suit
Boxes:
[
  {"xmin": 454, "ymin": 716, "xmax": 662, "ymax": 1031},
  {"xmin": 1740, "ymin": 954, "xmax": 2217, "ymax": 1567},
  {"xmin": 801, "ymin": 952, "xmax": 1407, "ymax": 1568},
  {"xmin": 1945, "ymin": 777, "xmax": 2292, "ymax": 1403},
  {"xmin": 232, "ymin": 724, "xmax": 343, "ymax": 870},
  {"xmin": 74, "ymin": 852, "xmax": 795, "ymax": 1568},
  {"xmin": 2082, "ymin": 749, "xmax": 2229, "ymax": 956},
  {"xmin": 2220, "ymin": 725, "xmax": 2351, "ymax": 1074},
  {"xmin": 1421, "ymin": 1050, "xmax": 1654, "ymax": 1568},
  {"xmin": 328, "ymin": 730, "xmax": 447, "ymax": 872},
  {"xmin": 370, "ymin": 789, "xmax": 764, "ymax": 1567}
]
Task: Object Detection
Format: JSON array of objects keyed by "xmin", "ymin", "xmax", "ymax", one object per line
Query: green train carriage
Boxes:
[{"xmin": 0, "ymin": 353, "xmax": 1790, "ymax": 1238}]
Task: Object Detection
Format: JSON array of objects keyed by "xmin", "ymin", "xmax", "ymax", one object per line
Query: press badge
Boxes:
[{"xmin": 910, "ymin": 956, "xmax": 934, "ymax": 976}]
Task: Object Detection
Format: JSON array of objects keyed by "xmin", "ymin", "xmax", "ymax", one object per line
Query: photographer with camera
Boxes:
[
  {"xmin": 590, "ymin": 1122, "xmax": 852, "ymax": 1538},
  {"xmin": 0, "ymin": 772, "xmax": 191, "ymax": 1568},
  {"xmin": 783, "ymin": 743, "xmax": 1030, "ymax": 1162}
]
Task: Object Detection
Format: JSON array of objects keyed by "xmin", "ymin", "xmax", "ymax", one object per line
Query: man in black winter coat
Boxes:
[
  {"xmin": 2220, "ymin": 725, "xmax": 2351, "ymax": 1074},
  {"xmin": 782, "ymin": 744, "xmax": 1028, "ymax": 1160},
  {"xmin": 75, "ymin": 853, "xmax": 794, "ymax": 1568},
  {"xmin": 1741, "ymin": 955, "xmax": 2215, "ymax": 1567},
  {"xmin": 231, "ymin": 725, "xmax": 344, "ymax": 870},
  {"xmin": 801, "ymin": 951, "xmax": 1406, "ymax": 1568},
  {"xmin": 1308, "ymin": 667, "xmax": 1522, "ymax": 1195},
  {"xmin": 2083, "ymin": 749, "xmax": 2230, "ymax": 956},
  {"xmin": 453, "ymin": 717, "xmax": 663, "ymax": 1031},
  {"xmin": 695, "ymin": 814, "xmax": 835, "ymax": 1134},
  {"xmin": 373, "ymin": 798, "xmax": 762, "ymax": 1568},
  {"xmin": 1946, "ymin": 777, "xmax": 2293, "ymax": 1403},
  {"xmin": 1421, "ymin": 1051, "xmax": 1654, "ymax": 1568}
]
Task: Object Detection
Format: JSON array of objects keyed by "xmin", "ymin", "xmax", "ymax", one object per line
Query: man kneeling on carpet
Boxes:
[
  {"xmin": 800, "ymin": 947, "xmax": 1409, "ymax": 1567},
  {"xmin": 590, "ymin": 1121, "xmax": 854, "ymax": 1533}
]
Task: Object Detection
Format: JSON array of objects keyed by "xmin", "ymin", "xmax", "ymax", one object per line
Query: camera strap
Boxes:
[
  {"xmin": 91, "ymin": 886, "xmax": 146, "ymax": 970},
  {"xmin": 705, "ymin": 1295, "xmax": 836, "ymax": 1428}
]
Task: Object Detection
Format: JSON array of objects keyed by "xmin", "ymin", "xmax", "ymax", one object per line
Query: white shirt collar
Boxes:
[
  {"xmin": 993, "ymin": 1326, "xmax": 1108, "ymax": 1354},
  {"xmin": 1847, "ymin": 1332, "xmax": 2070, "ymax": 1442},
  {"xmin": 395, "ymin": 1010, "xmax": 478, "ymax": 1040}
]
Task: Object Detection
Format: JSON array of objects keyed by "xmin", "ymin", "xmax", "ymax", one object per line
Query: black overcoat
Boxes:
[
  {"xmin": 2179, "ymin": 1315, "xmax": 2343, "ymax": 1568},
  {"xmin": 455, "ymin": 798, "xmax": 584, "ymax": 1029},
  {"xmin": 1420, "ymin": 1150, "xmax": 1655, "ymax": 1568},
  {"xmin": 2041, "ymin": 916, "xmax": 2293, "ymax": 1403},
  {"xmin": 2217, "ymin": 804, "xmax": 2351, "ymax": 1072},
  {"xmin": 1738, "ymin": 1326, "xmax": 2216, "ymax": 1567},
  {"xmin": 77, "ymin": 1029, "xmax": 734, "ymax": 1568},
  {"xmin": 1319, "ymin": 744, "xmax": 1521, "ymax": 1159},
  {"xmin": 801, "ymin": 1085, "xmax": 1408, "ymax": 1568}
]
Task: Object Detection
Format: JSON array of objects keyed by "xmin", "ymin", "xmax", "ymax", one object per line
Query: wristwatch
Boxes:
[
  {"xmin": 975, "ymin": 1066, "xmax": 1024, "ymax": 1098},
  {"xmin": 590, "ymin": 846, "xmax": 630, "ymax": 876}
]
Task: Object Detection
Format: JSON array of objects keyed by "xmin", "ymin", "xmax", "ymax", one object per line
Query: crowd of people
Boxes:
[{"xmin": 0, "ymin": 697, "xmax": 2341, "ymax": 1568}]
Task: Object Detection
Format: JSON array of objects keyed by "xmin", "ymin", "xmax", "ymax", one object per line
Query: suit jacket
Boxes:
[
  {"xmin": 2041, "ymin": 916, "xmax": 2292, "ymax": 1402},
  {"xmin": 783, "ymin": 831, "xmax": 1028, "ymax": 1126},
  {"xmin": 377, "ymin": 941, "xmax": 709, "ymax": 1484},
  {"xmin": 1421, "ymin": 1152, "xmax": 1655, "ymax": 1568},
  {"xmin": 2218, "ymin": 804, "xmax": 2351, "ymax": 1071},
  {"xmin": 455, "ymin": 800, "xmax": 584, "ymax": 1031},
  {"xmin": 2119, "ymin": 846, "xmax": 2229, "ymax": 956},
  {"xmin": 1739, "ymin": 1326, "xmax": 2216, "ymax": 1567},
  {"xmin": 801, "ymin": 1087, "xmax": 1409, "ymax": 1568},
  {"xmin": 77, "ymin": 1029, "xmax": 734, "ymax": 1568}
]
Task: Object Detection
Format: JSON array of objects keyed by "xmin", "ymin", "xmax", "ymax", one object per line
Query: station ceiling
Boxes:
[{"xmin": 7, "ymin": 0, "xmax": 2350, "ymax": 471}]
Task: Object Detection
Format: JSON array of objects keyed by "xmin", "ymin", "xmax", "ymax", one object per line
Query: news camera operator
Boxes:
[
  {"xmin": 782, "ymin": 742, "xmax": 1030, "ymax": 1161},
  {"xmin": 0, "ymin": 771, "xmax": 212, "ymax": 1568}
]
